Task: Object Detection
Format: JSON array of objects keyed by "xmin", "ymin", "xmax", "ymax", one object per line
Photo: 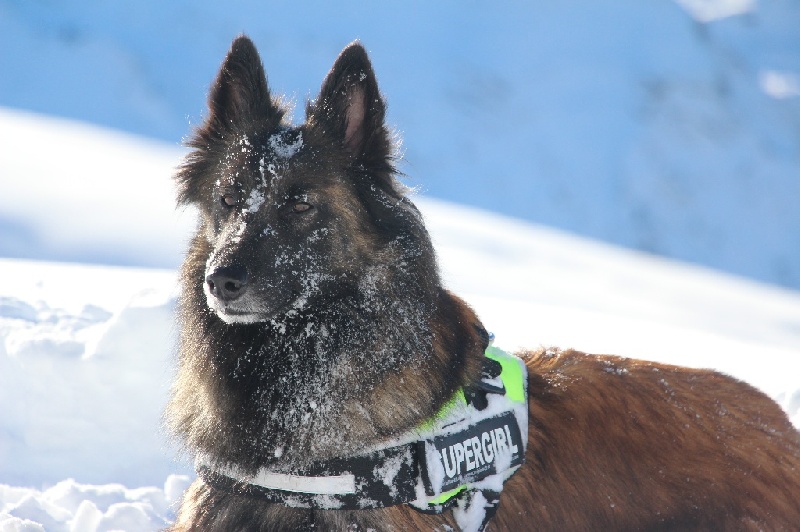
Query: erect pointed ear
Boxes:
[
  {"xmin": 308, "ymin": 42, "xmax": 389, "ymax": 159},
  {"xmin": 206, "ymin": 35, "xmax": 283, "ymax": 134}
]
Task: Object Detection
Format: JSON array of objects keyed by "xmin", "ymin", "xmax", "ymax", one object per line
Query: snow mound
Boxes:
[
  {"xmin": 0, "ymin": 260, "xmax": 189, "ymax": 488},
  {"xmin": 0, "ymin": 475, "xmax": 191, "ymax": 532}
]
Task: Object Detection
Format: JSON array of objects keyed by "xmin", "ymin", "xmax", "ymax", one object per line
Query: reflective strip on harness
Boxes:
[{"xmin": 249, "ymin": 470, "xmax": 357, "ymax": 495}]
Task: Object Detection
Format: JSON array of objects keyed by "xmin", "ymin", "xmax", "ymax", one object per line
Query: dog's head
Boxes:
[{"xmin": 177, "ymin": 36, "xmax": 435, "ymax": 324}]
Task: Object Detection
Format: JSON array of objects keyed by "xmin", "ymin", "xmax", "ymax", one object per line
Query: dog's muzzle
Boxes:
[{"xmin": 206, "ymin": 265, "xmax": 249, "ymax": 302}]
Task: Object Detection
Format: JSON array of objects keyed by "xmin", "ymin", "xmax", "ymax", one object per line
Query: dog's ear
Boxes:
[
  {"xmin": 308, "ymin": 42, "xmax": 390, "ymax": 162},
  {"xmin": 207, "ymin": 35, "xmax": 283, "ymax": 134}
]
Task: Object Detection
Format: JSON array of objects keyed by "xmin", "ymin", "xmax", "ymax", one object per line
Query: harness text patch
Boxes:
[{"xmin": 420, "ymin": 411, "xmax": 525, "ymax": 495}]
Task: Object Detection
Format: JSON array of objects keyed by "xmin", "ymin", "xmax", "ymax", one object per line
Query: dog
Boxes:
[{"xmin": 166, "ymin": 35, "xmax": 800, "ymax": 531}]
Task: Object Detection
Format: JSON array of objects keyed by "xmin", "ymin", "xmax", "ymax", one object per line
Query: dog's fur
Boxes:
[{"xmin": 167, "ymin": 36, "xmax": 800, "ymax": 531}]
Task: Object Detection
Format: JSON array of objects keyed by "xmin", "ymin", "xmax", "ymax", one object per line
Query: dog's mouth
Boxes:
[
  {"xmin": 203, "ymin": 283, "xmax": 273, "ymax": 324},
  {"xmin": 214, "ymin": 306, "xmax": 266, "ymax": 324},
  {"xmin": 205, "ymin": 289, "xmax": 300, "ymax": 325}
]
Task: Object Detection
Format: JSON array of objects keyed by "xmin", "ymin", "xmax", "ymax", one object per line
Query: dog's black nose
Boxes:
[{"xmin": 206, "ymin": 266, "xmax": 249, "ymax": 301}]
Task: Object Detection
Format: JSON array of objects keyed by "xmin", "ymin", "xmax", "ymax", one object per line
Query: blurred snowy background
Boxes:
[
  {"xmin": 1, "ymin": 0, "xmax": 799, "ymax": 287},
  {"xmin": 1, "ymin": 1, "xmax": 799, "ymax": 530}
]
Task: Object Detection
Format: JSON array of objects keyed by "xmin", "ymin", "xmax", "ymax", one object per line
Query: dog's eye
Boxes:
[
  {"xmin": 292, "ymin": 202, "xmax": 313, "ymax": 214},
  {"xmin": 221, "ymin": 194, "xmax": 238, "ymax": 208}
]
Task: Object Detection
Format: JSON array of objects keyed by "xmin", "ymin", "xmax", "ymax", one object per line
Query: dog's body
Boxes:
[{"xmin": 167, "ymin": 36, "xmax": 800, "ymax": 531}]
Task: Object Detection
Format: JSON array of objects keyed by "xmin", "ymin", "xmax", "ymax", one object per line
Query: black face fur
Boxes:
[
  {"xmin": 167, "ymin": 36, "xmax": 486, "ymax": 474},
  {"xmin": 176, "ymin": 36, "xmax": 431, "ymax": 326}
]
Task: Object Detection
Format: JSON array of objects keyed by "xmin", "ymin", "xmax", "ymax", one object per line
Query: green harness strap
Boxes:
[
  {"xmin": 485, "ymin": 345, "xmax": 526, "ymax": 403},
  {"xmin": 421, "ymin": 346, "xmax": 526, "ymax": 427}
]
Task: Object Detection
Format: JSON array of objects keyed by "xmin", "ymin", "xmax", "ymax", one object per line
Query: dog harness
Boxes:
[{"xmin": 197, "ymin": 343, "xmax": 528, "ymax": 531}]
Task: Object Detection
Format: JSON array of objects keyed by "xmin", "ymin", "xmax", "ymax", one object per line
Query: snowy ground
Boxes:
[{"xmin": 1, "ymin": 110, "xmax": 799, "ymax": 531}]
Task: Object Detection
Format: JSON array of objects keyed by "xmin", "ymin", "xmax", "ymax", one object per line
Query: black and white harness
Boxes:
[{"xmin": 197, "ymin": 345, "xmax": 528, "ymax": 531}]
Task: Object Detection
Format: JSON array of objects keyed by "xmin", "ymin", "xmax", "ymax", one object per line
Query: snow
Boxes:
[
  {"xmin": 268, "ymin": 131, "xmax": 304, "ymax": 159},
  {"xmin": 0, "ymin": 110, "xmax": 798, "ymax": 530},
  {"xmin": 0, "ymin": 476, "xmax": 191, "ymax": 532},
  {"xmin": 0, "ymin": 108, "xmax": 192, "ymax": 269},
  {"xmin": 1, "ymin": 1, "xmax": 799, "ymax": 288},
  {"xmin": 452, "ymin": 489, "xmax": 488, "ymax": 532},
  {"xmin": 759, "ymin": 70, "xmax": 800, "ymax": 99},
  {"xmin": 674, "ymin": 0, "xmax": 755, "ymax": 21},
  {"xmin": 244, "ymin": 188, "xmax": 266, "ymax": 213},
  {"xmin": 374, "ymin": 449, "xmax": 408, "ymax": 498}
]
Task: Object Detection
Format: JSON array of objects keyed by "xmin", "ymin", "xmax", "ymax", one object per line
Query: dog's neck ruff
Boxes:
[{"xmin": 196, "ymin": 344, "xmax": 528, "ymax": 531}]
